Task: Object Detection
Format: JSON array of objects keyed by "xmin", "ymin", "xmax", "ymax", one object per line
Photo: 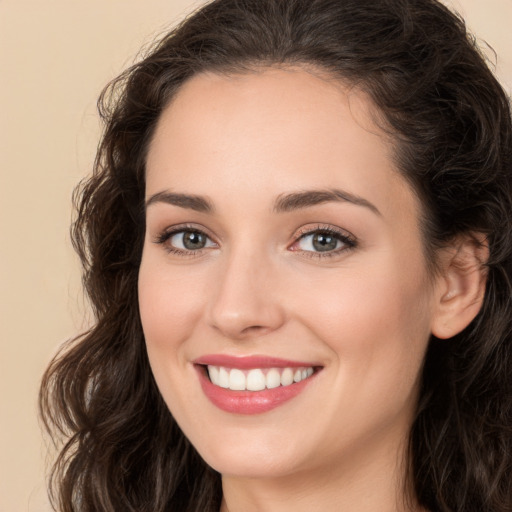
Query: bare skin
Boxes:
[{"xmin": 139, "ymin": 67, "xmax": 487, "ymax": 512}]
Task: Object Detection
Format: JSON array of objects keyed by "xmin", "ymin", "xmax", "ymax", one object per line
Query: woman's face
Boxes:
[{"xmin": 139, "ymin": 67, "xmax": 440, "ymax": 480}]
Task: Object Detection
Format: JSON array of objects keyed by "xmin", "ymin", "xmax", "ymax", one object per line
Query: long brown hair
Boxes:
[{"xmin": 40, "ymin": 0, "xmax": 512, "ymax": 510}]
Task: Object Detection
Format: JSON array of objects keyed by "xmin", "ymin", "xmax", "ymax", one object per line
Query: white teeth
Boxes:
[
  {"xmin": 206, "ymin": 365, "xmax": 316, "ymax": 391},
  {"xmin": 229, "ymin": 368, "xmax": 246, "ymax": 390},
  {"xmin": 266, "ymin": 368, "xmax": 281, "ymax": 389},
  {"xmin": 218, "ymin": 367, "xmax": 230, "ymax": 388},
  {"xmin": 281, "ymin": 367, "xmax": 294, "ymax": 386},
  {"xmin": 246, "ymin": 369, "xmax": 266, "ymax": 391},
  {"xmin": 208, "ymin": 365, "xmax": 219, "ymax": 384}
]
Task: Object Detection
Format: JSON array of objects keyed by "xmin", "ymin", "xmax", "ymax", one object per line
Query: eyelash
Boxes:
[
  {"xmin": 153, "ymin": 223, "xmax": 357, "ymax": 259},
  {"xmin": 153, "ymin": 224, "xmax": 216, "ymax": 258},
  {"xmin": 291, "ymin": 224, "xmax": 357, "ymax": 259}
]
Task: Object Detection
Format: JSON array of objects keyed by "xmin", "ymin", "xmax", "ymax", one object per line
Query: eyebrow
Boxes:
[
  {"xmin": 145, "ymin": 191, "xmax": 214, "ymax": 213},
  {"xmin": 273, "ymin": 188, "xmax": 381, "ymax": 216},
  {"xmin": 145, "ymin": 187, "xmax": 381, "ymax": 216}
]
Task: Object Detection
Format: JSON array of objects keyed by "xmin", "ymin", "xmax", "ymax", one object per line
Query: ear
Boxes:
[{"xmin": 431, "ymin": 233, "xmax": 489, "ymax": 339}]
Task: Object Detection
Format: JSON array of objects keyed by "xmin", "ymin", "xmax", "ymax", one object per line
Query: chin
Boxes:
[
  {"xmin": 190, "ymin": 429, "xmax": 309, "ymax": 479},
  {"xmin": 202, "ymin": 452, "xmax": 299, "ymax": 479}
]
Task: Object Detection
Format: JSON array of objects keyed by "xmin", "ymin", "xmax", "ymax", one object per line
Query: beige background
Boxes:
[{"xmin": 0, "ymin": 1, "xmax": 510, "ymax": 511}]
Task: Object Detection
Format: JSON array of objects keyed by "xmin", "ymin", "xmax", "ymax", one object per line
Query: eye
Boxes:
[
  {"xmin": 154, "ymin": 227, "xmax": 217, "ymax": 254},
  {"xmin": 170, "ymin": 230, "xmax": 214, "ymax": 250},
  {"xmin": 298, "ymin": 232, "xmax": 342, "ymax": 252},
  {"xmin": 290, "ymin": 226, "xmax": 356, "ymax": 256}
]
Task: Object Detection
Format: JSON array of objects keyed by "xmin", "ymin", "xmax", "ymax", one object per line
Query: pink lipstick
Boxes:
[{"xmin": 193, "ymin": 355, "xmax": 321, "ymax": 414}]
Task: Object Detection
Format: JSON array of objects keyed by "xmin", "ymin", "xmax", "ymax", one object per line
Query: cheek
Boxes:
[
  {"xmin": 137, "ymin": 255, "xmax": 210, "ymax": 417},
  {"xmin": 292, "ymin": 255, "xmax": 433, "ymax": 380},
  {"xmin": 292, "ymin": 263, "xmax": 433, "ymax": 448},
  {"xmin": 138, "ymin": 257, "xmax": 208, "ymax": 351}
]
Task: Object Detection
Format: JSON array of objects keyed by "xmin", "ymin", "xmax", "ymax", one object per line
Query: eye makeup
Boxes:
[
  {"xmin": 152, "ymin": 223, "xmax": 218, "ymax": 257},
  {"xmin": 289, "ymin": 223, "xmax": 357, "ymax": 260},
  {"xmin": 152, "ymin": 221, "xmax": 357, "ymax": 260}
]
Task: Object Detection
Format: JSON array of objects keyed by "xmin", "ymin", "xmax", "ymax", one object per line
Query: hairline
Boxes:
[{"xmin": 142, "ymin": 60, "xmax": 443, "ymax": 279}]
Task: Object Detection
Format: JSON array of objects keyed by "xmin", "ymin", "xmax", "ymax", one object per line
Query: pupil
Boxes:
[
  {"xmin": 312, "ymin": 233, "xmax": 337, "ymax": 252},
  {"xmin": 183, "ymin": 231, "xmax": 206, "ymax": 250}
]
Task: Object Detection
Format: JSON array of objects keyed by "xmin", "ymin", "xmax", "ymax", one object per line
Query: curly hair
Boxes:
[{"xmin": 40, "ymin": 0, "xmax": 512, "ymax": 510}]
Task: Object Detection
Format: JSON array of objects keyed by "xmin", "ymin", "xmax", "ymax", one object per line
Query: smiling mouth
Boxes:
[
  {"xmin": 194, "ymin": 358, "xmax": 322, "ymax": 414},
  {"xmin": 206, "ymin": 365, "xmax": 316, "ymax": 391}
]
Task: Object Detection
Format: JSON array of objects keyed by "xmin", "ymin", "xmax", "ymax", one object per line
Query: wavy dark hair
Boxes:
[{"xmin": 40, "ymin": 0, "xmax": 512, "ymax": 510}]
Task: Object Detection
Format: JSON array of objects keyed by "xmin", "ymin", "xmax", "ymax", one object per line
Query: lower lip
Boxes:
[{"xmin": 196, "ymin": 366, "xmax": 316, "ymax": 415}]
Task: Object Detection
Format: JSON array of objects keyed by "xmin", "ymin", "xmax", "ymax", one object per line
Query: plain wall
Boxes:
[{"xmin": 0, "ymin": 1, "xmax": 510, "ymax": 510}]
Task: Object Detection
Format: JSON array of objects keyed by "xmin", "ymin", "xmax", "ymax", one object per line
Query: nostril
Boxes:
[{"xmin": 241, "ymin": 325, "xmax": 266, "ymax": 334}]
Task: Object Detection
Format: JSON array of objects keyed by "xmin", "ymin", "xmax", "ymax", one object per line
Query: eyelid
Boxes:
[
  {"xmin": 152, "ymin": 223, "xmax": 218, "ymax": 256},
  {"xmin": 289, "ymin": 224, "xmax": 357, "ymax": 257},
  {"xmin": 151, "ymin": 222, "xmax": 357, "ymax": 259}
]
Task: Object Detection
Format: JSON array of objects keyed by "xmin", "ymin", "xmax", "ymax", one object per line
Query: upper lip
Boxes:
[{"xmin": 193, "ymin": 354, "xmax": 321, "ymax": 369}]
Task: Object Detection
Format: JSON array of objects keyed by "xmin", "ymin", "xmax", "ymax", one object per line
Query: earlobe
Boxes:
[{"xmin": 431, "ymin": 234, "xmax": 489, "ymax": 340}]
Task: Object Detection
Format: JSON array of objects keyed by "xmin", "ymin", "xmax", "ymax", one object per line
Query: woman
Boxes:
[{"xmin": 40, "ymin": 0, "xmax": 512, "ymax": 510}]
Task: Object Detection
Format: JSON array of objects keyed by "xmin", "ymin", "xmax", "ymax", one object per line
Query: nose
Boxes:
[{"xmin": 206, "ymin": 247, "xmax": 286, "ymax": 340}]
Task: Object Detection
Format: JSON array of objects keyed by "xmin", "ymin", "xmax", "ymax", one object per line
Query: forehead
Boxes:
[{"xmin": 145, "ymin": 66, "xmax": 416, "ymax": 222}]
